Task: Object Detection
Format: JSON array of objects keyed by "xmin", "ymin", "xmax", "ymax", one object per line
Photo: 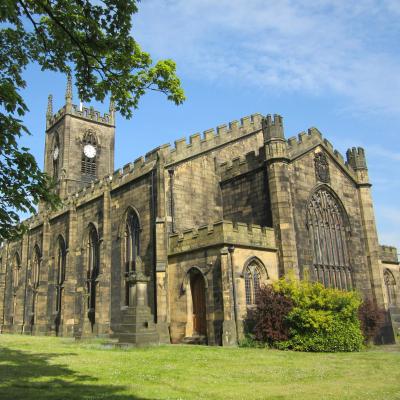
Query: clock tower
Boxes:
[{"xmin": 44, "ymin": 75, "xmax": 115, "ymax": 199}]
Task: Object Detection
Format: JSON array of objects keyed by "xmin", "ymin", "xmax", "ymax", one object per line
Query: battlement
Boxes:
[
  {"xmin": 46, "ymin": 75, "xmax": 115, "ymax": 129},
  {"xmin": 163, "ymin": 114, "xmax": 263, "ymax": 165},
  {"xmin": 262, "ymin": 114, "xmax": 284, "ymax": 140},
  {"xmin": 169, "ymin": 220, "xmax": 276, "ymax": 255},
  {"xmin": 380, "ymin": 245, "xmax": 399, "ymax": 264},
  {"xmin": 46, "ymin": 104, "xmax": 114, "ymax": 129},
  {"xmin": 287, "ymin": 127, "xmax": 357, "ymax": 179},
  {"xmin": 346, "ymin": 147, "xmax": 367, "ymax": 170},
  {"xmin": 218, "ymin": 150, "xmax": 264, "ymax": 181}
]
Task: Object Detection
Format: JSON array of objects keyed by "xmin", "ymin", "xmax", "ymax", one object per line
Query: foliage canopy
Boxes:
[{"xmin": 0, "ymin": 0, "xmax": 185, "ymax": 240}]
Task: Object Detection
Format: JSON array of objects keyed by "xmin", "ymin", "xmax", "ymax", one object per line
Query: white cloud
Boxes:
[{"xmin": 133, "ymin": 0, "xmax": 400, "ymax": 114}]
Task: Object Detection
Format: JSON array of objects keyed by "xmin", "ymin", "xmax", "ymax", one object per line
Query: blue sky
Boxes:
[{"xmin": 19, "ymin": 0, "xmax": 400, "ymax": 252}]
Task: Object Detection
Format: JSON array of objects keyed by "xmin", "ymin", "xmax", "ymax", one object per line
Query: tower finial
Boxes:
[
  {"xmin": 46, "ymin": 94, "xmax": 53, "ymax": 120},
  {"xmin": 65, "ymin": 72, "xmax": 72, "ymax": 103},
  {"xmin": 109, "ymin": 97, "xmax": 115, "ymax": 114}
]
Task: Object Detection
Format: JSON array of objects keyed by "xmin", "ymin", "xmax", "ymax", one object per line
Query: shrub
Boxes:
[
  {"xmin": 250, "ymin": 276, "xmax": 364, "ymax": 352},
  {"xmin": 358, "ymin": 298, "xmax": 385, "ymax": 344},
  {"xmin": 252, "ymin": 285, "xmax": 293, "ymax": 345},
  {"xmin": 274, "ymin": 278, "xmax": 364, "ymax": 352}
]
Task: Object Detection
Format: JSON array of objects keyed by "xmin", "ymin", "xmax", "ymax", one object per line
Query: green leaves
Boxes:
[{"xmin": 0, "ymin": 0, "xmax": 185, "ymax": 241}]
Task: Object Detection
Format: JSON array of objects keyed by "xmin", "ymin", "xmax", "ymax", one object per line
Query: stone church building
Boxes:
[{"xmin": 0, "ymin": 78, "xmax": 399, "ymax": 345}]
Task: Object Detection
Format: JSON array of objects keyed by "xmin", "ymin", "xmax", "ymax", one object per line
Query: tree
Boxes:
[{"xmin": 0, "ymin": 0, "xmax": 185, "ymax": 240}]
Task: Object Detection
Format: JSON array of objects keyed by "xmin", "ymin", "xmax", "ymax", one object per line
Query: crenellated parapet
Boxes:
[
  {"xmin": 46, "ymin": 75, "xmax": 115, "ymax": 130},
  {"xmin": 262, "ymin": 114, "xmax": 285, "ymax": 141},
  {"xmin": 162, "ymin": 114, "xmax": 263, "ymax": 165},
  {"xmin": 287, "ymin": 127, "xmax": 358, "ymax": 182},
  {"xmin": 46, "ymin": 104, "xmax": 114, "ymax": 129},
  {"xmin": 169, "ymin": 220, "xmax": 276, "ymax": 255},
  {"xmin": 218, "ymin": 150, "xmax": 264, "ymax": 182},
  {"xmin": 346, "ymin": 147, "xmax": 367, "ymax": 170},
  {"xmin": 380, "ymin": 245, "xmax": 399, "ymax": 264}
]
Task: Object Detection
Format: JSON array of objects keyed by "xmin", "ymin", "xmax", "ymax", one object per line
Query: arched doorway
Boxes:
[{"xmin": 189, "ymin": 269, "xmax": 207, "ymax": 337}]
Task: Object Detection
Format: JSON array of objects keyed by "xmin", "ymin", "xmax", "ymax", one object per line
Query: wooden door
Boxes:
[{"xmin": 190, "ymin": 273, "xmax": 207, "ymax": 336}]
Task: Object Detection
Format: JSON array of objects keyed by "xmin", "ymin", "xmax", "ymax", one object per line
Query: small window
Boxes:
[
  {"xmin": 384, "ymin": 269, "xmax": 397, "ymax": 306},
  {"xmin": 124, "ymin": 209, "xmax": 140, "ymax": 306},
  {"xmin": 87, "ymin": 225, "xmax": 100, "ymax": 326},
  {"xmin": 244, "ymin": 262, "xmax": 262, "ymax": 306}
]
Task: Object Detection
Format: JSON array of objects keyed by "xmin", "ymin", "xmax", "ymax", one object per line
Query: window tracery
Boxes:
[
  {"xmin": 244, "ymin": 262, "xmax": 262, "ymax": 306},
  {"xmin": 384, "ymin": 269, "xmax": 396, "ymax": 306},
  {"xmin": 124, "ymin": 209, "xmax": 140, "ymax": 305},
  {"xmin": 55, "ymin": 236, "xmax": 66, "ymax": 335},
  {"xmin": 87, "ymin": 225, "xmax": 99, "ymax": 326},
  {"xmin": 307, "ymin": 188, "xmax": 353, "ymax": 290}
]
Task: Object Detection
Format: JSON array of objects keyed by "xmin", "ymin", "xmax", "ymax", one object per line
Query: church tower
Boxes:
[{"xmin": 44, "ymin": 75, "xmax": 115, "ymax": 198}]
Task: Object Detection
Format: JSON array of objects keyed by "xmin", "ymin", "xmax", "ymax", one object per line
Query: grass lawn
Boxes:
[{"xmin": 0, "ymin": 335, "xmax": 399, "ymax": 400}]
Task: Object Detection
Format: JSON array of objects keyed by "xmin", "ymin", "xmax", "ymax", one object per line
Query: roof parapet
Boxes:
[
  {"xmin": 165, "ymin": 113, "xmax": 263, "ymax": 165},
  {"xmin": 169, "ymin": 220, "xmax": 276, "ymax": 255}
]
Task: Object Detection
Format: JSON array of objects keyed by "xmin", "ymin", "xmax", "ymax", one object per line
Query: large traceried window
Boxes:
[
  {"xmin": 384, "ymin": 269, "xmax": 396, "ymax": 306},
  {"xmin": 55, "ymin": 236, "xmax": 66, "ymax": 335},
  {"xmin": 124, "ymin": 209, "xmax": 140, "ymax": 306},
  {"xmin": 87, "ymin": 225, "xmax": 100, "ymax": 327},
  {"xmin": 244, "ymin": 261, "xmax": 263, "ymax": 306},
  {"xmin": 81, "ymin": 131, "xmax": 97, "ymax": 179},
  {"xmin": 307, "ymin": 188, "xmax": 353, "ymax": 290}
]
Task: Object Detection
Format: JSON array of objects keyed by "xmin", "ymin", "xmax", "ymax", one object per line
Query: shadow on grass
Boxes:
[{"xmin": 0, "ymin": 346, "xmax": 151, "ymax": 400}]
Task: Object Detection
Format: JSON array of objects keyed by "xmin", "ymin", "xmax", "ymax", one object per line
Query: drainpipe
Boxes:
[
  {"xmin": 151, "ymin": 166, "xmax": 157, "ymax": 323},
  {"xmin": 168, "ymin": 169, "xmax": 175, "ymax": 233},
  {"xmin": 1, "ymin": 243, "xmax": 10, "ymax": 332},
  {"xmin": 22, "ymin": 235, "xmax": 30, "ymax": 334},
  {"xmin": 228, "ymin": 246, "xmax": 240, "ymax": 343}
]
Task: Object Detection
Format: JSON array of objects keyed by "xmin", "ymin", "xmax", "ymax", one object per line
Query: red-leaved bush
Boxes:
[
  {"xmin": 252, "ymin": 285, "xmax": 294, "ymax": 345},
  {"xmin": 358, "ymin": 298, "xmax": 385, "ymax": 344}
]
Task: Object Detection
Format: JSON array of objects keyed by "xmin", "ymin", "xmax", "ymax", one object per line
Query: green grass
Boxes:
[{"xmin": 0, "ymin": 335, "xmax": 399, "ymax": 400}]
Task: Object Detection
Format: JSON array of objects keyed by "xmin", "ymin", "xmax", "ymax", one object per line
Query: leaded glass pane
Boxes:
[{"xmin": 307, "ymin": 189, "xmax": 353, "ymax": 290}]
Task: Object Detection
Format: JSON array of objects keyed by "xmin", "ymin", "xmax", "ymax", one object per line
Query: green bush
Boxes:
[
  {"xmin": 255, "ymin": 277, "xmax": 364, "ymax": 352},
  {"xmin": 272, "ymin": 277, "xmax": 364, "ymax": 352}
]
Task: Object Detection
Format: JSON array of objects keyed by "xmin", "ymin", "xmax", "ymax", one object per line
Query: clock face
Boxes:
[
  {"xmin": 83, "ymin": 144, "xmax": 97, "ymax": 159},
  {"xmin": 53, "ymin": 146, "xmax": 59, "ymax": 160}
]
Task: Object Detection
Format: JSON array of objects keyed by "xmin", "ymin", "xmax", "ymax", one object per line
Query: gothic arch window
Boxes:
[
  {"xmin": 11, "ymin": 253, "xmax": 21, "ymax": 324},
  {"xmin": 244, "ymin": 259, "xmax": 265, "ymax": 306},
  {"xmin": 87, "ymin": 225, "xmax": 100, "ymax": 327},
  {"xmin": 307, "ymin": 188, "xmax": 353, "ymax": 290},
  {"xmin": 32, "ymin": 245, "xmax": 41, "ymax": 289},
  {"xmin": 30, "ymin": 245, "xmax": 41, "ymax": 328},
  {"xmin": 81, "ymin": 130, "xmax": 97, "ymax": 179},
  {"xmin": 123, "ymin": 209, "xmax": 140, "ymax": 305},
  {"xmin": 55, "ymin": 236, "xmax": 66, "ymax": 335},
  {"xmin": 384, "ymin": 269, "xmax": 396, "ymax": 306}
]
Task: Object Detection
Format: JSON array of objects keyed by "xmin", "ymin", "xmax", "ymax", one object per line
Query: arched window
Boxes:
[
  {"xmin": 32, "ymin": 246, "xmax": 41, "ymax": 289},
  {"xmin": 55, "ymin": 236, "xmax": 66, "ymax": 335},
  {"xmin": 81, "ymin": 130, "xmax": 97, "ymax": 179},
  {"xmin": 30, "ymin": 246, "xmax": 41, "ymax": 328},
  {"xmin": 11, "ymin": 253, "xmax": 21, "ymax": 324},
  {"xmin": 124, "ymin": 209, "xmax": 140, "ymax": 305},
  {"xmin": 307, "ymin": 188, "xmax": 353, "ymax": 290},
  {"xmin": 384, "ymin": 269, "xmax": 396, "ymax": 306},
  {"xmin": 87, "ymin": 225, "xmax": 100, "ymax": 327},
  {"xmin": 244, "ymin": 261, "xmax": 263, "ymax": 306}
]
